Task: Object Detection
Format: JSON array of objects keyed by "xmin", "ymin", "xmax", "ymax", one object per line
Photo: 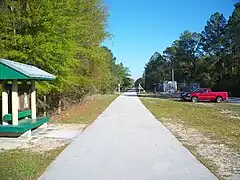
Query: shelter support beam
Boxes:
[
  {"xmin": 12, "ymin": 80, "xmax": 18, "ymax": 125},
  {"xmin": 31, "ymin": 81, "xmax": 36, "ymax": 119},
  {"xmin": 2, "ymin": 81, "xmax": 8, "ymax": 125}
]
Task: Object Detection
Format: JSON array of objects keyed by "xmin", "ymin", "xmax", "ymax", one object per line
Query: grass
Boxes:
[
  {"xmin": 0, "ymin": 94, "xmax": 118, "ymax": 180},
  {"xmin": 140, "ymin": 98, "xmax": 240, "ymax": 150},
  {"xmin": 0, "ymin": 147, "xmax": 65, "ymax": 180},
  {"xmin": 213, "ymin": 102, "xmax": 240, "ymax": 116},
  {"xmin": 51, "ymin": 94, "xmax": 118, "ymax": 124}
]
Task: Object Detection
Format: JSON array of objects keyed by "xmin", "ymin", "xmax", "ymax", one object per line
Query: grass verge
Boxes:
[
  {"xmin": 0, "ymin": 147, "xmax": 65, "ymax": 180},
  {"xmin": 140, "ymin": 98, "xmax": 240, "ymax": 150}
]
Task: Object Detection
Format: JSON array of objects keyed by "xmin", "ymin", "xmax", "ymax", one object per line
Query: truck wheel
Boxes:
[
  {"xmin": 216, "ymin": 96, "xmax": 223, "ymax": 103},
  {"xmin": 192, "ymin": 97, "xmax": 198, "ymax": 103},
  {"xmin": 183, "ymin": 98, "xmax": 187, "ymax": 102}
]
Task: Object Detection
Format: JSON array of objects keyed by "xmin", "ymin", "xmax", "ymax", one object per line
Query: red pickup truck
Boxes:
[{"xmin": 180, "ymin": 88, "xmax": 228, "ymax": 103}]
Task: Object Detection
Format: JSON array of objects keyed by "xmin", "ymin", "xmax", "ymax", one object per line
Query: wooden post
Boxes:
[
  {"xmin": 2, "ymin": 81, "xmax": 8, "ymax": 125},
  {"xmin": 118, "ymin": 84, "xmax": 120, "ymax": 94},
  {"xmin": 12, "ymin": 80, "xmax": 18, "ymax": 125},
  {"xmin": 138, "ymin": 84, "xmax": 141, "ymax": 94},
  {"xmin": 31, "ymin": 81, "xmax": 36, "ymax": 119}
]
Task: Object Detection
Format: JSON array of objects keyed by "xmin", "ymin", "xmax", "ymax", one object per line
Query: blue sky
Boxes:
[{"xmin": 103, "ymin": 0, "xmax": 236, "ymax": 80}]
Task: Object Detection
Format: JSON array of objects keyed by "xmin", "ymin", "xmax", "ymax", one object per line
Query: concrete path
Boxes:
[
  {"xmin": 227, "ymin": 97, "xmax": 240, "ymax": 104},
  {"xmin": 40, "ymin": 92, "xmax": 217, "ymax": 180}
]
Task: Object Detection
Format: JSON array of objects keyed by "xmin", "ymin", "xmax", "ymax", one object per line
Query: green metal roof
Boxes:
[{"xmin": 0, "ymin": 59, "xmax": 56, "ymax": 81}]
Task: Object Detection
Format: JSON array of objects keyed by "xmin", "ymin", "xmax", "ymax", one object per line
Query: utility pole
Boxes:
[
  {"xmin": 172, "ymin": 68, "xmax": 175, "ymax": 91},
  {"xmin": 142, "ymin": 72, "xmax": 146, "ymax": 90}
]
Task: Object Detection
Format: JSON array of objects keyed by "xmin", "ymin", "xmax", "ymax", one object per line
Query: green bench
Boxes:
[
  {"xmin": 1, "ymin": 109, "xmax": 50, "ymax": 136},
  {"xmin": 3, "ymin": 110, "xmax": 32, "ymax": 122},
  {"xmin": 1, "ymin": 110, "xmax": 50, "ymax": 135},
  {"xmin": 0, "ymin": 117, "xmax": 50, "ymax": 133}
]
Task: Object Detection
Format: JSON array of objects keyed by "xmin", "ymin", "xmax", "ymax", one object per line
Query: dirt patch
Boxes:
[
  {"xmin": 162, "ymin": 118, "xmax": 240, "ymax": 180},
  {"xmin": 220, "ymin": 110, "xmax": 240, "ymax": 120},
  {"xmin": 229, "ymin": 116, "xmax": 240, "ymax": 120},
  {"xmin": 197, "ymin": 102, "xmax": 215, "ymax": 107},
  {"xmin": 19, "ymin": 123, "xmax": 86, "ymax": 153},
  {"xmin": 21, "ymin": 137, "xmax": 70, "ymax": 153}
]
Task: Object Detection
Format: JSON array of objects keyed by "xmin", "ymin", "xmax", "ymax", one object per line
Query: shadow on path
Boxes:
[{"xmin": 123, "ymin": 93, "xmax": 174, "ymax": 99}]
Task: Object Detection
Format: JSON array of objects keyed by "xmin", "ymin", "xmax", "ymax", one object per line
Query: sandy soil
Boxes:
[
  {"xmin": 162, "ymin": 118, "xmax": 240, "ymax": 180},
  {"xmin": 19, "ymin": 123, "xmax": 86, "ymax": 152}
]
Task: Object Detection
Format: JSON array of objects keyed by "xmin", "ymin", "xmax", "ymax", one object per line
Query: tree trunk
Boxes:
[
  {"xmin": 57, "ymin": 95, "xmax": 61, "ymax": 115},
  {"xmin": 20, "ymin": 0, "xmax": 29, "ymax": 10},
  {"xmin": 62, "ymin": 97, "xmax": 66, "ymax": 111},
  {"xmin": 43, "ymin": 95, "xmax": 47, "ymax": 117}
]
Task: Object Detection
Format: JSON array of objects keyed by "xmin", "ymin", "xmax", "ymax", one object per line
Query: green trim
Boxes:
[
  {"xmin": 0, "ymin": 117, "xmax": 50, "ymax": 133},
  {"xmin": 30, "ymin": 77, "xmax": 56, "ymax": 81},
  {"xmin": 3, "ymin": 110, "xmax": 32, "ymax": 122}
]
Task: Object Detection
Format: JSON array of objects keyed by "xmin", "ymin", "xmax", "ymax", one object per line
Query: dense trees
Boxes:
[
  {"xmin": 144, "ymin": 52, "xmax": 170, "ymax": 90},
  {"xmin": 142, "ymin": 2, "xmax": 240, "ymax": 96},
  {"xmin": 103, "ymin": 46, "xmax": 133, "ymax": 91},
  {"xmin": 0, "ymin": 0, "xmax": 130, "ymax": 113}
]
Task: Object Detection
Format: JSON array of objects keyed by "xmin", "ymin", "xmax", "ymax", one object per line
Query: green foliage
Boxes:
[
  {"xmin": 102, "ymin": 46, "xmax": 133, "ymax": 91},
  {"xmin": 142, "ymin": 3, "xmax": 240, "ymax": 96},
  {"xmin": 122, "ymin": 77, "xmax": 134, "ymax": 90},
  {"xmin": 134, "ymin": 77, "xmax": 143, "ymax": 88},
  {"xmin": 201, "ymin": 12, "xmax": 227, "ymax": 56},
  {"xmin": 0, "ymin": 0, "xmax": 131, "ymax": 110},
  {"xmin": 144, "ymin": 52, "xmax": 170, "ymax": 90}
]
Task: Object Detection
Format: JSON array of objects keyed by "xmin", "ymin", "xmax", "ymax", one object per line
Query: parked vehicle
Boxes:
[{"xmin": 180, "ymin": 88, "xmax": 228, "ymax": 103}]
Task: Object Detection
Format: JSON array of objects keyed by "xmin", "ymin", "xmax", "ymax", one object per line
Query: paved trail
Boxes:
[{"xmin": 40, "ymin": 92, "xmax": 217, "ymax": 180}]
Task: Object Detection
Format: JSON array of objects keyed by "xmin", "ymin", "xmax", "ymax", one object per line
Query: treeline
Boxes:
[
  {"xmin": 0, "ymin": 0, "xmax": 132, "ymax": 113},
  {"xmin": 137, "ymin": 3, "xmax": 240, "ymax": 96}
]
